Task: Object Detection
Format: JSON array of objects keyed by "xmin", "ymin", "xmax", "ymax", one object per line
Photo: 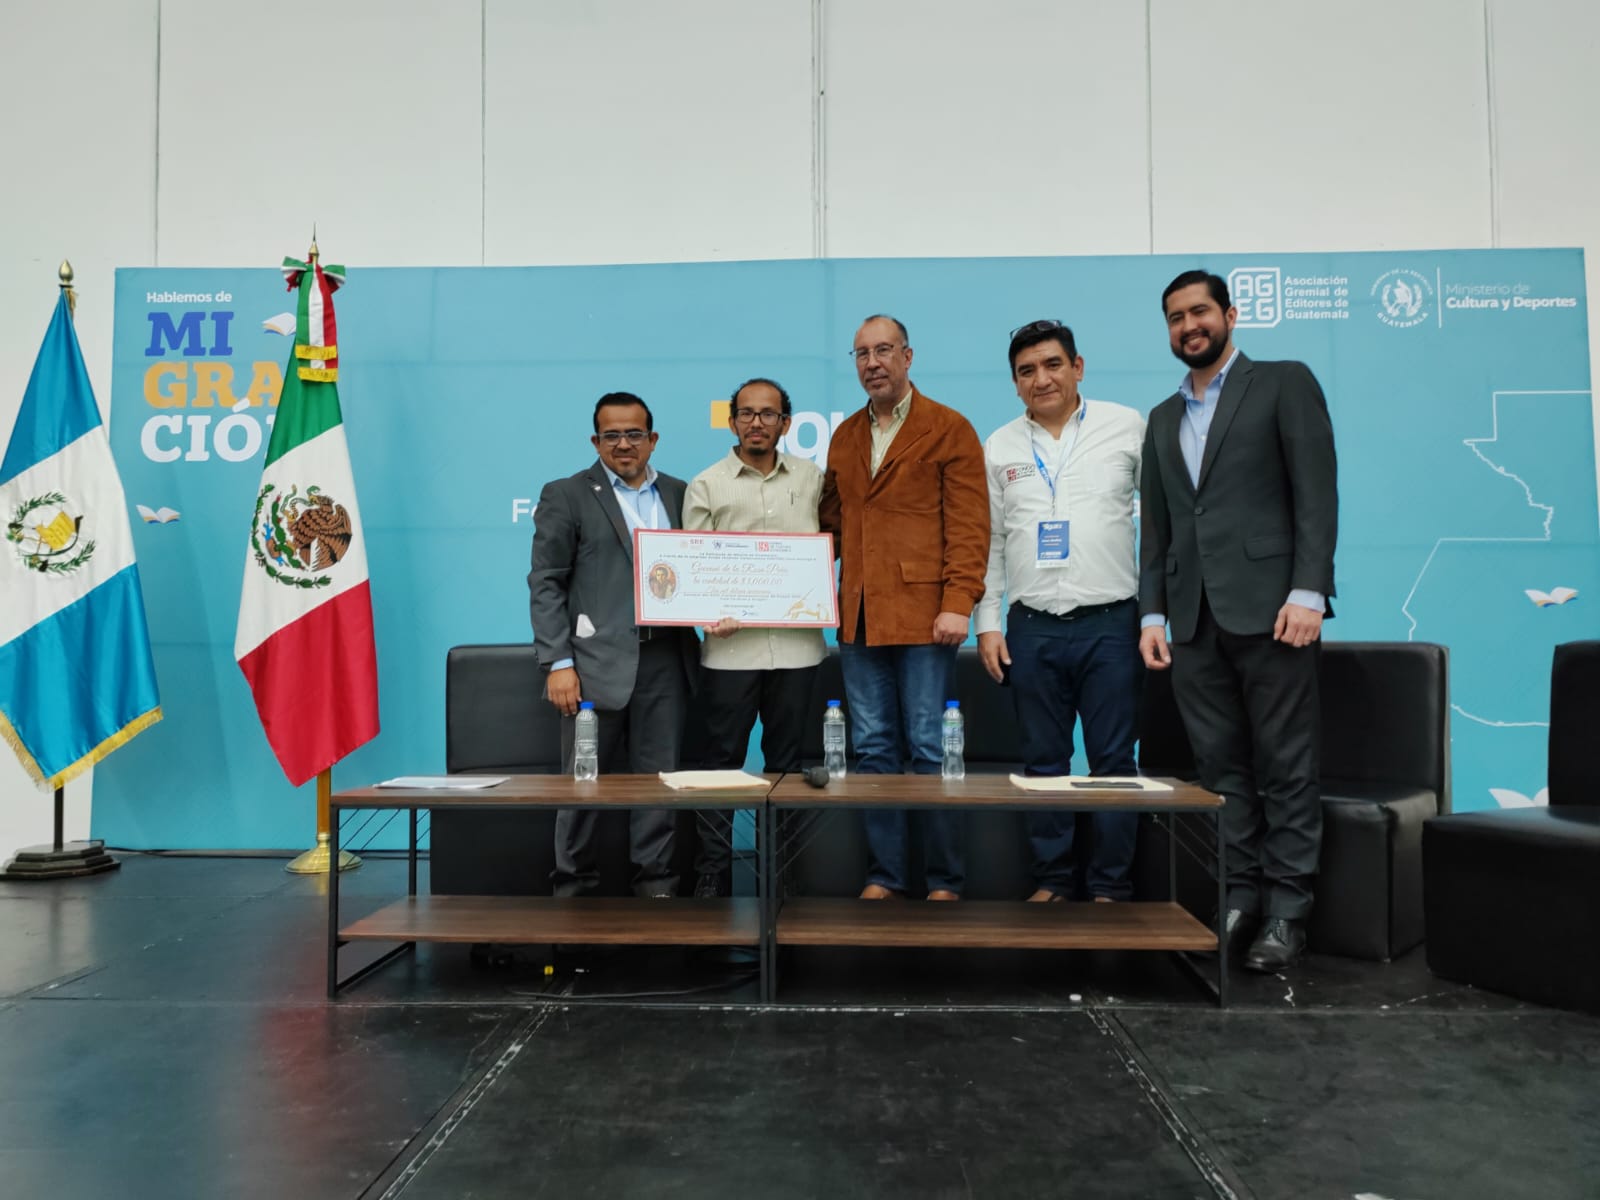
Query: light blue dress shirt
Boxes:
[
  {"xmin": 603, "ymin": 463, "xmax": 663, "ymax": 533},
  {"xmin": 1177, "ymin": 348, "xmax": 1240, "ymax": 488}
]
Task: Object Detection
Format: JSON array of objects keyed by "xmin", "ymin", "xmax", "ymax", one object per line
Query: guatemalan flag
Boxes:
[
  {"xmin": 234, "ymin": 254, "xmax": 379, "ymax": 786},
  {"xmin": 0, "ymin": 295, "xmax": 162, "ymax": 788}
]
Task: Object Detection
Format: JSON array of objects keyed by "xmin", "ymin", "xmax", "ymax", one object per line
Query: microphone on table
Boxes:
[{"xmin": 802, "ymin": 766, "xmax": 831, "ymax": 789}]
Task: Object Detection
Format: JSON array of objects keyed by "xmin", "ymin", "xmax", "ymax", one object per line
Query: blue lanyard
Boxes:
[
  {"xmin": 1031, "ymin": 438, "xmax": 1072, "ymax": 506},
  {"xmin": 1029, "ymin": 409, "xmax": 1081, "ymax": 504},
  {"xmin": 1031, "ymin": 441, "xmax": 1056, "ymax": 501}
]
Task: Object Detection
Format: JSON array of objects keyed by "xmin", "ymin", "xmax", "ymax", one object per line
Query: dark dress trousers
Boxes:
[{"xmin": 1138, "ymin": 354, "xmax": 1338, "ymax": 920}]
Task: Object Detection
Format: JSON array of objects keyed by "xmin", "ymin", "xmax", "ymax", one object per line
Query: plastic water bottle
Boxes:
[
  {"xmin": 573, "ymin": 702, "xmax": 599, "ymax": 781},
  {"xmin": 823, "ymin": 700, "xmax": 848, "ymax": 779},
  {"xmin": 941, "ymin": 700, "xmax": 965, "ymax": 780}
]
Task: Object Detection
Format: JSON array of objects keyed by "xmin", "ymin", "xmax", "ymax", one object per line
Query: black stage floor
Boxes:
[{"xmin": 2, "ymin": 854, "xmax": 1594, "ymax": 1199}]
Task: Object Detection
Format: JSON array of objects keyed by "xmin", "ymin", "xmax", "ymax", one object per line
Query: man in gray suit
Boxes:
[
  {"xmin": 529, "ymin": 392, "xmax": 698, "ymax": 898},
  {"xmin": 1138, "ymin": 270, "xmax": 1338, "ymax": 972}
]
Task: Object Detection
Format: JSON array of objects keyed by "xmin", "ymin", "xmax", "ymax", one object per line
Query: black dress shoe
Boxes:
[
  {"xmin": 1244, "ymin": 916, "xmax": 1306, "ymax": 973},
  {"xmin": 693, "ymin": 871, "xmax": 730, "ymax": 899},
  {"xmin": 1202, "ymin": 908, "xmax": 1260, "ymax": 960}
]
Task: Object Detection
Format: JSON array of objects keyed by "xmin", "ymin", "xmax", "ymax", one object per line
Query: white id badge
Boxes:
[{"xmin": 1035, "ymin": 520, "xmax": 1069, "ymax": 568}]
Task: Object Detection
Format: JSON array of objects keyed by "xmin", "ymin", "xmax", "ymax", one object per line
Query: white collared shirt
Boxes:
[{"xmin": 974, "ymin": 399, "xmax": 1145, "ymax": 635}]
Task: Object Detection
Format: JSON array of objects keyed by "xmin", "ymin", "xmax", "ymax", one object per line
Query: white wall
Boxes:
[{"xmin": 2, "ymin": 0, "xmax": 1597, "ymax": 854}]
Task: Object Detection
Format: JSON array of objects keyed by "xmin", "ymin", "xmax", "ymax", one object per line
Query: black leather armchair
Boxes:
[
  {"xmin": 1313, "ymin": 642, "xmax": 1451, "ymax": 959},
  {"xmin": 796, "ymin": 647, "xmax": 1021, "ymax": 769},
  {"xmin": 430, "ymin": 644, "xmax": 702, "ymax": 896},
  {"xmin": 1423, "ymin": 641, "xmax": 1600, "ymax": 1012},
  {"xmin": 1135, "ymin": 642, "xmax": 1451, "ymax": 961},
  {"xmin": 788, "ymin": 647, "xmax": 1029, "ymax": 898}
]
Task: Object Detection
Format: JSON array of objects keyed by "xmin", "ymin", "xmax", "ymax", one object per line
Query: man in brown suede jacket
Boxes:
[{"xmin": 820, "ymin": 314, "xmax": 990, "ymax": 899}]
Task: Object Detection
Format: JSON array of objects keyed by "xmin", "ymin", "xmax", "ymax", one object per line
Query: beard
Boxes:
[{"xmin": 1170, "ymin": 330, "xmax": 1228, "ymax": 370}]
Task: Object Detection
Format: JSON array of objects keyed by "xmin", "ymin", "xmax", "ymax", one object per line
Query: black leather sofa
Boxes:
[
  {"xmin": 429, "ymin": 644, "xmax": 710, "ymax": 896},
  {"xmin": 783, "ymin": 642, "xmax": 1450, "ymax": 961},
  {"xmin": 434, "ymin": 640, "xmax": 1449, "ymax": 963},
  {"xmin": 781, "ymin": 649, "xmax": 1031, "ymax": 900},
  {"xmin": 1423, "ymin": 641, "xmax": 1600, "ymax": 1012}
]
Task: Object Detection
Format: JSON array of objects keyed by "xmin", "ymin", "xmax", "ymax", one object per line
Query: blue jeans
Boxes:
[
  {"xmin": 838, "ymin": 640, "xmax": 963, "ymax": 895},
  {"xmin": 1008, "ymin": 600, "xmax": 1141, "ymax": 899}
]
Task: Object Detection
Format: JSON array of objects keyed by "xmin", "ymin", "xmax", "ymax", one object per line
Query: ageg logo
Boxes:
[{"xmin": 1228, "ymin": 267, "xmax": 1282, "ymax": 329}]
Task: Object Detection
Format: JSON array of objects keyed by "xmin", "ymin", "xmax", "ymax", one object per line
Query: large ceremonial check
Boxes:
[{"xmin": 633, "ymin": 530, "xmax": 840, "ymax": 628}]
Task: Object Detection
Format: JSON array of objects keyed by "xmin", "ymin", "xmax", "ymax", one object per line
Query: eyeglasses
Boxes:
[
  {"xmin": 597, "ymin": 429, "xmax": 649, "ymax": 445},
  {"xmin": 850, "ymin": 343, "xmax": 904, "ymax": 364},
  {"xmin": 1010, "ymin": 319, "xmax": 1068, "ymax": 340},
  {"xmin": 732, "ymin": 408, "xmax": 785, "ymax": 426}
]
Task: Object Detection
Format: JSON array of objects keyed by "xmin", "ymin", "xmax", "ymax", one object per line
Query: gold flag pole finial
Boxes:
[
  {"xmin": 308, "ymin": 225, "xmax": 319, "ymax": 265},
  {"xmin": 58, "ymin": 259, "xmax": 76, "ymax": 319}
]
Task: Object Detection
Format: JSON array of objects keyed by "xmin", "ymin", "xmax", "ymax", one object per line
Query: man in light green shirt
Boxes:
[{"xmin": 682, "ymin": 378, "xmax": 826, "ymax": 898}]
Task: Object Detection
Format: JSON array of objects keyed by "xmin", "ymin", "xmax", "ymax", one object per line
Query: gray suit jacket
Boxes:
[
  {"xmin": 1138, "ymin": 354, "xmax": 1338, "ymax": 643},
  {"xmin": 527, "ymin": 460, "xmax": 696, "ymax": 711}
]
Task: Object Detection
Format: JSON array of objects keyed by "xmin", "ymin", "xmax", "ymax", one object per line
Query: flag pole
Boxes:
[
  {"xmin": 0, "ymin": 260, "xmax": 119, "ymax": 880},
  {"xmin": 284, "ymin": 767, "xmax": 360, "ymax": 874},
  {"xmin": 280, "ymin": 231, "xmax": 359, "ymax": 877},
  {"xmin": 51, "ymin": 261, "xmax": 74, "ymax": 855}
]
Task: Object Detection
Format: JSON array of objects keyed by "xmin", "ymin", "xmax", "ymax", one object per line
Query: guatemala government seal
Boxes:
[{"xmin": 6, "ymin": 491, "xmax": 94, "ymax": 575}]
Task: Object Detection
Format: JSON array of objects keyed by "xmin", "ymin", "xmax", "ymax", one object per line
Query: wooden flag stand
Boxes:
[
  {"xmin": 0, "ymin": 784, "xmax": 119, "ymax": 880},
  {"xmin": 285, "ymin": 768, "xmax": 361, "ymax": 874}
]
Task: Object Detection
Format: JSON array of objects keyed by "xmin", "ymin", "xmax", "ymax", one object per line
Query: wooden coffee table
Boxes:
[
  {"xmin": 763, "ymin": 773, "xmax": 1228, "ymax": 1005},
  {"xmin": 327, "ymin": 774, "xmax": 773, "ymax": 997}
]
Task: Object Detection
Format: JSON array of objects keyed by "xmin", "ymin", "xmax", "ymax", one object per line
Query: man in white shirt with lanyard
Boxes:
[{"xmin": 975, "ymin": 320, "xmax": 1146, "ymax": 902}]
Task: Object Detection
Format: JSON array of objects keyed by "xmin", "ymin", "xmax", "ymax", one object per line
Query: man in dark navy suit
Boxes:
[{"xmin": 1138, "ymin": 270, "xmax": 1338, "ymax": 971}]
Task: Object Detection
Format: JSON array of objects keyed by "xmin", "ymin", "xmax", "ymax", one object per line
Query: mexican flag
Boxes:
[{"xmin": 234, "ymin": 254, "xmax": 378, "ymax": 786}]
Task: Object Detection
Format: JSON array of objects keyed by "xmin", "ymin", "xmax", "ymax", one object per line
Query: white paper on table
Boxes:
[
  {"xmin": 1007, "ymin": 774, "xmax": 1173, "ymax": 793},
  {"xmin": 658, "ymin": 770, "xmax": 770, "ymax": 790},
  {"xmin": 375, "ymin": 775, "xmax": 509, "ymax": 790}
]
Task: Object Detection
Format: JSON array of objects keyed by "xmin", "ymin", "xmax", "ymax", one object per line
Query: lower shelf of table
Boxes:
[
  {"xmin": 773, "ymin": 898, "xmax": 1217, "ymax": 951},
  {"xmin": 340, "ymin": 895, "xmax": 762, "ymax": 946}
]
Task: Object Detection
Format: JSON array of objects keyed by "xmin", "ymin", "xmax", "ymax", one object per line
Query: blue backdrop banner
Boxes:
[{"xmin": 99, "ymin": 250, "xmax": 1594, "ymax": 847}]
